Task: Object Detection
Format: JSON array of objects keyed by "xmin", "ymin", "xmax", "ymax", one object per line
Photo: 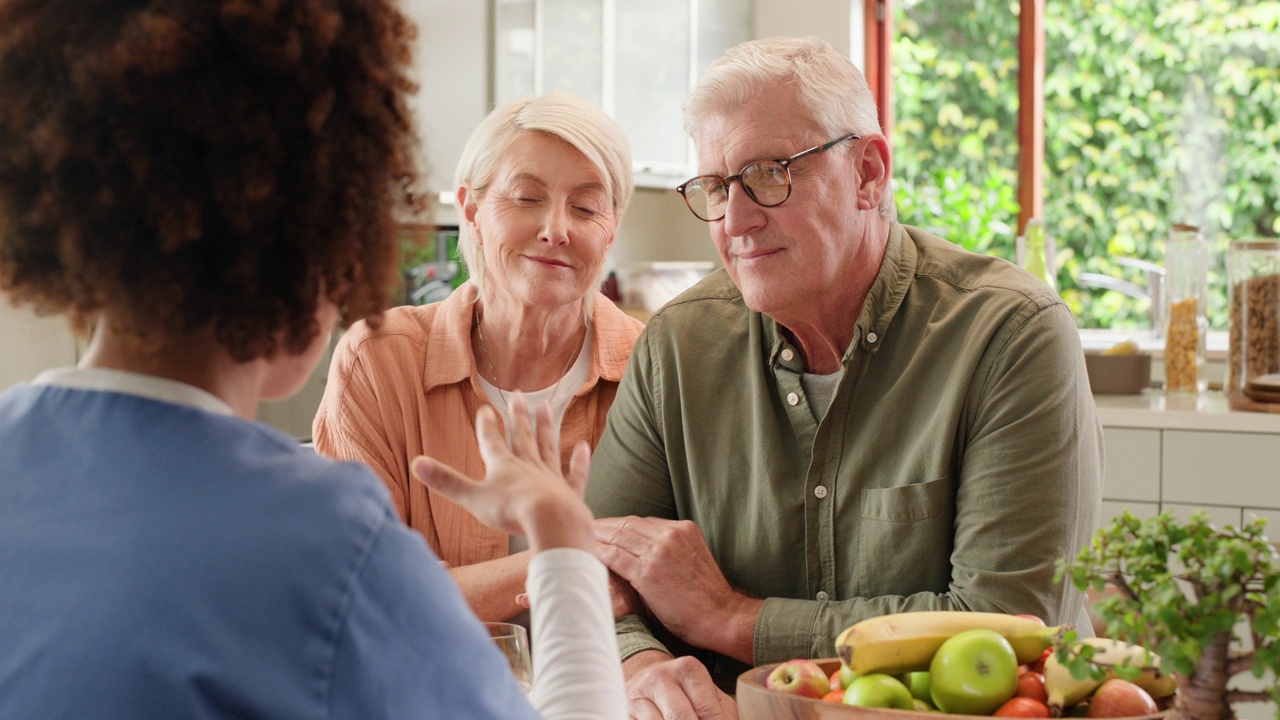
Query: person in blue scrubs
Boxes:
[{"xmin": 0, "ymin": 1, "xmax": 626, "ymax": 718}]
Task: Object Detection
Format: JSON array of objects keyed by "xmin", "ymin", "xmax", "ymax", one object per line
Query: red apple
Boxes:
[
  {"xmin": 766, "ymin": 658, "xmax": 831, "ymax": 699},
  {"xmin": 822, "ymin": 689, "xmax": 846, "ymax": 703},
  {"xmin": 995, "ymin": 697, "xmax": 1053, "ymax": 717},
  {"xmin": 929, "ymin": 628, "xmax": 1020, "ymax": 715},
  {"xmin": 1016, "ymin": 613, "xmax": 1048, "ymax": 626},
  {"xmin": 1015, "ymin": 670, "xmax": 1048, "ymax": 703},
  {"xmin": 1024, "ymin": 647, "xmax": 1053, "ymax": 674},
  {"xmin": 1085, "ymin": 679, "xmax": 1158, "ymax": 718}
]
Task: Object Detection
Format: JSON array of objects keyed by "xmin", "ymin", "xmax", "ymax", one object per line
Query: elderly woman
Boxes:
[
  {"xmin": 313, "ymin": 93, "xmax": 645, "ymax": 622},
  {"xmin": 0, "ymin": 0, "xmax": 624, "ymax": 717}
]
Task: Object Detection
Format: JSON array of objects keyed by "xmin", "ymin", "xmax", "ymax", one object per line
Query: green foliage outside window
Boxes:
[{"xmin": 893, "ymin": 0, "xmax": 1280, "ymax": 331}]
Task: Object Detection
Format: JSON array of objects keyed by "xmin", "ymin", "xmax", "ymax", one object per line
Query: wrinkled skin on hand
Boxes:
[{"xmin": 624, "ymin": 654, "xmax": 739, "ymax": 720}]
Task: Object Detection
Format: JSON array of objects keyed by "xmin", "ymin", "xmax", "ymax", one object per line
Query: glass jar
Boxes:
[
  {"xmin": 1226, "ymin": 239, "xmax": 1280, "ymax": 395},
  {"xmin": 1163, "ymin": 224, "xmax": 1209, "ymax": 393}
]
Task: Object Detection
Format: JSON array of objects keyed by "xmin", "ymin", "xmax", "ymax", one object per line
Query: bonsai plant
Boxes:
[{"xmin": 1057, "ymin": 510, "xmax": 1280, "ymax": 720}]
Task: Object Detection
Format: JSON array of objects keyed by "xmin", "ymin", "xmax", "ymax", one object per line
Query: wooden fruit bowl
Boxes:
[{"xmin": 737, "ymin": 659, "xmax": 1170, "ymax": 720}]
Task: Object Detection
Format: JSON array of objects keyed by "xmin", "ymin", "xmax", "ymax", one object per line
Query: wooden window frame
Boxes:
[{"xmin": 866, "ymin": 0, "xmax": 1043, "ymax": 235}]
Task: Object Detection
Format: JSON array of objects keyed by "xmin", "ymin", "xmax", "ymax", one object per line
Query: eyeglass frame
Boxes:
[{"xmin": 676, "ymin": 133, "xmax": 862, "ymax": 222}]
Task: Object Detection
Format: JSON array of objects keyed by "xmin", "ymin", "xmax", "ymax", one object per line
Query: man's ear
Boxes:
[{"xmin": 854, "ymin": 135, "xmax": 892, "ymax": 211}]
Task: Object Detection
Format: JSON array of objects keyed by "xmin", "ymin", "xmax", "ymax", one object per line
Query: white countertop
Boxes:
[{"xmin": 1094, "ymin": 391, "xmax": 1280, "ymax": 434}]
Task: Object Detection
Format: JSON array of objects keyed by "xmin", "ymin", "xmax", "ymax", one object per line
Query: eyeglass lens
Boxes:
[{"xmin": 684, "ymin": 160, "xmax": 792, "ymax": 221}]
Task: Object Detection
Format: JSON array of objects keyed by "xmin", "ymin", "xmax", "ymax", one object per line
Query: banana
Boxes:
[
  {"xmin": 834, "ymin": 611, "xmax": 1063, "ymax": 676},
  {"xmin": 1102, "ymin": 339, "xmax": 1140, "ymax": 356},
  {"xmin": 1081, "ymin": 637, "xmax": 1177, "ymax": 699},
  {"xmin": 1044, "ymin": 646, "xmax": 1103, "ymax": 712},
  {"xmin": 1045, "ymin": 637, "xmax": 1178, "ymax": 715}
]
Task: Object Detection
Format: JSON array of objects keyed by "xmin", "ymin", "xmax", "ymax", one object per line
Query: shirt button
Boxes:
[
  {"xmin": 786, "ymin": 392, "xmax": 799, "ymax": 406},
  {"xmin": 867, "ymin": 332, "xmax": 878, "ymax": 344},
  {"xmin": 814, "ymin": 485, "xmax": 828, "ymax": 499},
  {"xmin": 816, "ymin": 591, "xmax": 829, "ymax": 601},
  {"xmin": 781, "ymin": 348, "xmax": 795, "ymax": 362}
]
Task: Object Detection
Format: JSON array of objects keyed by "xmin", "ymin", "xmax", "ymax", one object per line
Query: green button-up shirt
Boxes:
[{"xmin": 585, "ymin": 222, "xmax": 1103, "ymax": 689}]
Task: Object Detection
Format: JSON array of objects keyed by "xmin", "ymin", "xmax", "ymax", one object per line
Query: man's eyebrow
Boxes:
[{"xmin": 702, "ymin": 150, "xmax": 789, "ymax": 176}]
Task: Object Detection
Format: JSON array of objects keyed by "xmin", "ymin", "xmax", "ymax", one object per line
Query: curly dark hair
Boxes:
[{"xmin": 0, "ymin": 0, "xmax": 425, "ymax": 360}]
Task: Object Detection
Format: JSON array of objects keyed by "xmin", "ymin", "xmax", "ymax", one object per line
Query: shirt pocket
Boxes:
[{"xmin": 855, "ymin": 477, "xmax": 954, "ymax": 597}]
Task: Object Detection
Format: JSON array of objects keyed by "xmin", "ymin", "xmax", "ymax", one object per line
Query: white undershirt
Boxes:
[
  {"xmin": 478, "ymin": 327, "xmax": 594, "ymax": 630},
  {"xmin": 477, "ymin": 323, "xmax": 594, "ymax": 454},
  {"xmin": 31, "ymin": 366, "xmax": 626, "ymax": 719}
]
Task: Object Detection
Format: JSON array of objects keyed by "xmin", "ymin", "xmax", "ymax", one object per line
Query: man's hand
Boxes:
[
  {"xmin": 593, "ymin": 517, "xmax": 764, "ymax": 663},
  {"xmin": 623, "ymin": 651, "xmax": 738, "ymax": 720}
]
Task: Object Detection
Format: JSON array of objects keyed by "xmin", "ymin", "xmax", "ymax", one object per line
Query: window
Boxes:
[
  {"xmin": 880, "ymin": 0, "xmax": 1280, "ymax": 332},
  {"xmin": 492, "ymin": 0, "xmax": 752, "ymax": 187}
]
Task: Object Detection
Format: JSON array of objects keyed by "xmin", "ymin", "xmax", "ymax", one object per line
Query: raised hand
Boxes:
[{"xmin": 412, "ymin": 392, "xmax": 593, "ymax": 552}]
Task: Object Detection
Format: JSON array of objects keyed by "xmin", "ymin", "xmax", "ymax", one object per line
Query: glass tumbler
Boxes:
[
  {"xmin": 1226, "ymin": 239, "xmax": 1280, "ymax": 395},
  {"xmin": 485, "ymin": 621, "xmax": 533, "ymax": 695}
]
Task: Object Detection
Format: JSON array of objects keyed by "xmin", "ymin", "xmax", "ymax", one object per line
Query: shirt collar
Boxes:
[
  {"xmin": 766, "ymin": 220, "xmax": 917, "ymax": 368},
  {"xmin": 32, "ymin": 366, "xmax": 236, "ymax": 416},
  {"xmin": 420, "ymin": 282, "xmax": 634, "ymax": 394},
  {"xmin": 845, "ymin": 220, "xmax": 915, "ymax": 360}
]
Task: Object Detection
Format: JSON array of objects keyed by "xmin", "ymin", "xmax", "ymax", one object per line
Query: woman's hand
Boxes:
[
  {"xmin": 411, "ymin": 392, "xmax": 594, "ymax": 552},
  {"xmin": 515, "ymin": 568, "xmax": 646, "ymax": 620}
]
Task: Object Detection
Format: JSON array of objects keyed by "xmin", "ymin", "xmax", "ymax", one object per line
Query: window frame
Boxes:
[{"xmin": 865, "ymin": 0, "xmax": 1043, "ymax": 236}]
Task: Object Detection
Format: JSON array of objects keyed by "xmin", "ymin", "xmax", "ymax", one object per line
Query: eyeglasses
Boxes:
[{"xmin": 676, "ymin": 133, "xmax": 860, "ymax": 222}]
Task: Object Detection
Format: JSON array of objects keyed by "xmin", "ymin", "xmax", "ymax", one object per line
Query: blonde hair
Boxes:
[
  {"xmin": 683, "ymin": 36, "xmax": 896, "ymax": 221},
  {"xmin": 454, "ymin": 93, "xmax": 634, "ymax": 316}
]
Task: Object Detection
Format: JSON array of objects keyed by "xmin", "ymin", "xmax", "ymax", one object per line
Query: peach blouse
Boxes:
[{"xmin": 312, "ymin": 283, "xmax": 644, "ymax": 568}]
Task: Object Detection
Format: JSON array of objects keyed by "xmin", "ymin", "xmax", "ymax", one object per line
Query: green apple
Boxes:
[
  {"xmin": 929, "ymin": 628, "xmax": 1020, "ymax": 715},
  {"xmin": 903, "ymin": 670, "xmax": 932, "ymax": 703},
  {"xmin": 830, "ymin": 664, "xmax": 858, "ymax": 690},
  {"xmin": 843, "ymin": 673, "xmax": 916, "ymax": 710}
]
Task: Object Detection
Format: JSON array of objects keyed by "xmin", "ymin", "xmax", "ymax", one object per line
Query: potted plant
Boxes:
[{"xmin": 1057, "ymin": 510, "xmax": 1280, "ymax": 720}]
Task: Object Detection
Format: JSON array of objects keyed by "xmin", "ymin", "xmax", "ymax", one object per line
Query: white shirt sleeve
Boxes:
[{"xmin": 525, "ymin": 548, "xmax": 627, "ymax": 720}]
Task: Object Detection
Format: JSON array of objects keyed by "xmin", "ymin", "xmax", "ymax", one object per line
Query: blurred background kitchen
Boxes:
[
  {"xmin": 4, "ymin": 0, "xmax": 1279, "ymax": 540},
  {"xmin": 3, "ymin": 2, "xmax": 1278, "ymax": 715}
]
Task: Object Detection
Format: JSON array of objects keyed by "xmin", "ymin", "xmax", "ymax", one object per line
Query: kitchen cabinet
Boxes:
[
  {"xmin": 1101, "ymin": 425, "xmax": 1280, "ymax": 529},
  {"xmin": 1095, "ymin": 395, "xmax": 1278, "ymax": 720},
  {"xmin": 492, "ymin": 0, "xmax": 752, "ymax": 188},
  {"xmin": 1096, "ymin": 392, "xmax": 1280, "ymax": 528},
  {"xmin": 1163, "ymin": 430, "xmax": 1280, "ymax": 510}
]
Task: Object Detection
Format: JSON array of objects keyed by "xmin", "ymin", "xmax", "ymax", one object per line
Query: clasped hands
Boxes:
[
  {"xmin": 516, "ymin": 515, "xmax": 761, "ymax": 655},
  {"xmin": 516, "ymin": 514, "xmax": 756, "ymax": 719},
  {"xmin": 594, "ymin": 516, "xmax": 762, "ymax": 720}
]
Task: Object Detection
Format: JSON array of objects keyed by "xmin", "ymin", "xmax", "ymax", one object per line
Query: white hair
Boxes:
[
  {"xmin": 453, "ymin": 92, "xmax": 634, "ymax": 317},
  {"xmin": 683, "ymin": 36, "xmax": 896, "ymax": 221}
]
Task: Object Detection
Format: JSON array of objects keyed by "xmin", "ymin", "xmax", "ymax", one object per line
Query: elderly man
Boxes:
[{"xmin": 584, "ymin": 36, "xmax": 1103, "ymax": 718}]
